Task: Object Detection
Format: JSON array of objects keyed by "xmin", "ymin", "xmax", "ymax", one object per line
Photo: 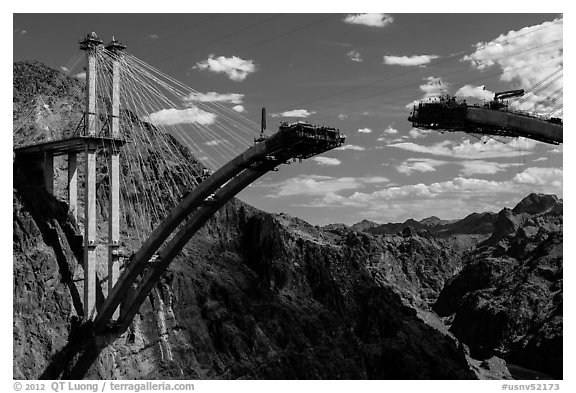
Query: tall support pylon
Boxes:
[
  {"xmin": 79, "ymin": 32, "xmax": 103, "ymax": 320},
  {"xmin": 105, "ymin": 37, "xmax": 126, "ymax": 321}
]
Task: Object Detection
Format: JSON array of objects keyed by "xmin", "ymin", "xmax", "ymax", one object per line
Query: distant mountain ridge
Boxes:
[{"xmin": 328, "ymin": 211, "xmax": 496, "ymax": 237}]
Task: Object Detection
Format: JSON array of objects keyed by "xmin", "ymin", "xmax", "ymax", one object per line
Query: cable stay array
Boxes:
[{"xmin": 85, "ymin": 45, "xmax": 266, "ymax": 249}]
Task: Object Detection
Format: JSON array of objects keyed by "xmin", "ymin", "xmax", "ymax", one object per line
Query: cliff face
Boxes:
[
  {"xmin": 13, "ymin": 183, "xmax": 475, "ymax": 379},
  {"xmin": 434, "ymin": 194, "xmax": 563, "ymax": 378}
]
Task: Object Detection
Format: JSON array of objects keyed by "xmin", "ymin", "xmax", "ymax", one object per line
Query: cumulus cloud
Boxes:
[
  {"xmin": 383, "ymin": 126, "xmax": 398, "ymax": 135},
  {"xmin": 383, "ymin": 54, "xmax": 439, "ymax": 67},
  {"xmin": 376, "ymin": 126, "xmax": 400, "ymax": 143},
  {"xmin": 343, "ymin": 13, "xmax": 394, "ymax": 28},
  {"xmin": 145, "ymin": 106, "xmax": 216, "ymax": 126},
  {"xmin": 347, "ymin": 50, "xmax": 363, "ymax": 62},
  {"xmin": 335, "ymin": 145, "xmax": 366, "ymax": 151},
  {"xmin": 396, "ymin": 158, "xmax": 448, "ymax": 175},
  {"xmin": 408, "ymin": 128, "xmax": 432, "ymax": 139},
  {"xmin": 458, "ymin": 160, "xmax": 520, "ymax": 176},
  {"xmin": 337, "ymin": 113, "xmax": 349, "ymax": 120},
  {"xmin": 265, "ymin": 175, "xmax": 389, "ymax": 208},
  {"xmin": 185, "ymin": 91, "xmax": 244, "ymax": 105},
  {"xmin": 389, "ymin": 137, "xmax": 537, "ymax": 159},
  {"xmin": 232, "ymin": 105, "xmax": 245, "ymax": 113},
  {"xmin": 513, "ymin": 166, "xmax": 562, "ymax": 188},
  {"xmin": 272, "ymin": 109, "xmax": 316, "ymax": 118},
  {"xmin": 267, "ymin": 175, "xmax": 361, "ymax": 198},
  {"xmin": 406, "ymin": 76, "xmax": 448, "ymax": 108},
  {"xmin": 395, "ymin": 157, "xmax": 520, "ymax": 176},
  {"xmin": 358, "ymin": 128, "xmax": 372, "ymax": 134},
  {"xmin": 455, "ymin": 85, "xmax": 495, "ymax": 102},
  {"xmin": 462, "ymin": 18, "xmax": 563, "ymax": 116},
  {"xmin": 312, "ymin": 157, "xmax": 341, "ymax": 166},
  {"xmin": 262, "ymin": 167, "xmax": 562, "ymax": 222},
  {"xmin": 350, "ymin": 166, "xmax": 562, "ymax": 207},
  {"xmin": 73, "ymin": 72, "xmax": 86, "ymax": 80},
  {"xmin": 194, "ymin": 55, "xmax": 256, "ymax": 81}
]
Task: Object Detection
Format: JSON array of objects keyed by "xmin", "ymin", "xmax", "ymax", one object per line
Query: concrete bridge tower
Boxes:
[
  {"xmin": 79, "ymin": 32, "xmax": 104, "ymax": 320},
  {"xmin": 105, "ymin": 37, "xmax": 126, "ymax": 320}
]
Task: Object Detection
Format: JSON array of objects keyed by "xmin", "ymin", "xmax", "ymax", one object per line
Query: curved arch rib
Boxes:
[
  {"xmin": 94, "ymin": 125, "xmax": 344, "ymax": 332},
  {"xmin": 112, "ymin": 162, "xmax": 275, "ymax": 333}
]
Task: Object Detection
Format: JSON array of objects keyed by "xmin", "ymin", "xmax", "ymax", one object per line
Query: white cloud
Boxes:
[
  {"xmin": 312, "ymin": 157, "xmax": 341, "ymax": 166},
  {"xmin": 396, "ymin": 158, "xmax": 448, "ymax": 175},
  {"xmin": 408, "ymin": 128, "xmax": 432, "ymax": 139},
  {"xmin": 73, "ymin": 72, "xmax": 86, "ymax": 80},
  {"xmin": 513, "ymin": 166, "xmax": 562, "ymax": 188},
  {"xmin": 351, "ymin": 166, "xmax": 562, "ymax": 204},
  {"xmin": 458, "ymin": 160, "xmax": 520, "ymax": 176},
  {"xmin": 268, "ymin": 175, "xmax": 361, "ymax": 198},
  {"xmin": 383, "ymin": 54, "xmax": 439, "ymax": 67},
  {"xmin": 383, "ymin": 126, "xmax": 398, "ymax": 135},
  {"xmin": 335, "ymin": 144, "xmax": 365, "ymax": 151},
  {"xmin": 263, "ymin": 167, "xmax": 562, "ymax": 222},
  {"xmin": 185, "ymin": 91, "xmax": 244, "ymax": 105},
  {"xmin": 358, "ymin": 176, "xmax": 389, "ymax": 184},
  {"xmin": 455, "ymin": 85, "xmax": 494, "ymax": 102},
  {"xmin": 145, "ymin": 33, "xmax": 159, "ymax": 40},
  {"xmin": 272, "ymin": 109, "xmax": 316, "ymax": 118},
  {"xmin": 395, "ymin": 157, "xmax": 522, "ymax": 176},
  {"xmin": 265, "ymin": 175, "xmax": 389, "ymax": 208},
  {"xmin": 60, "ymin": 66, "xmax": 69, "ymax": 73},
  {"xmin": 232, "ymin": 105, "xmax": 245, "ymax": 113},
  {"xmin": 194, "ymin": 55, "xmax": 256, "ymax": 81},
  {"xmin": 358, "ymin": 128, "xmax": 372, "ymax": 134},
  {"xmin": 347, "ymin": 50, "xmax": 363, "ymax": 62},
  {"xmin": 389, "ymin": 137, "xmax": 537, "ymax": 159},
  {"xmin": 532, "ymin": 157, "xmax": 548, "ymax": 162},
  {"xmin": 145, "ymin": 106, "xmax": 216, "ymax": 126},
  {"xmin": 462, "ymin": 18, "xmax": 563, "ymax": 116},
  {"xmin": 337, "ymin": 113, "xmax": 348, "ymax": 120},
  {"xmin": 405, "ymin": 76, "xmax": 448, "ymax": 108},
  {"xmin": 343, "ymin": 13, "xmax": 394, "ymax": 28}
]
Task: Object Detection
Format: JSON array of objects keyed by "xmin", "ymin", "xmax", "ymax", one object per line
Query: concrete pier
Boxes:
[
  {"xmin": 80, "ymin": 32, "xmax": 103, "ymax": 320},
  {"xmin": 68, "ymin": 153, "xmax": 77, "ymax": 222},
  {"xmin": 43, "ymin": 152, "xmax": 54, "ymax": 195},
  {"xmin": 106, "ymin": 38, "xmax": 126, "ymax": 321},
  {"xmin": 83, "ymin": 146, "xmax": 97, "ymax": 319}
]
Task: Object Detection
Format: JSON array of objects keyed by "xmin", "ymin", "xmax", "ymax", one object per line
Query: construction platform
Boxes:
[
  {"xmin": 14, "ymin": 136, "xmax": 128, "ymax": 157},
  {"xmin": 408, "ymin": 97, "xmax": 562, "ymax": 145}
]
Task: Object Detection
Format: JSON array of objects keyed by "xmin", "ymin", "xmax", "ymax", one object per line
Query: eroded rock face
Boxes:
[
  {"xmin": 13, "ymin": 185, "xmax": 476, "ymax": 379},
  {"xmin": 434, "ymin": 194, "xmax": 563, "ymax": 378}
]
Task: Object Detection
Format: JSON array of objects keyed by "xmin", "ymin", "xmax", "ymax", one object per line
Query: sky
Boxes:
[{"xmin": 12, "ymin": 9, "xmax": 564, "ymax": 226}]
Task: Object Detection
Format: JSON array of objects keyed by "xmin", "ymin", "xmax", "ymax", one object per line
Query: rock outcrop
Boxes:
[{"xmin": 434, "ymin": 194, "xmax": 563, "ymax": 378}]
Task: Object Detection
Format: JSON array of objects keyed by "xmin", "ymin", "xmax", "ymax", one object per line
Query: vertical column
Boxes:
[
  {"xmin": 84, "ymin": 146, "xmax": 97, "ymax": 320},
  {"xmin": 85, "ymin": 48, "xmax": 97, "ymax": 137},
  {"xmin": 80, "ymin": 33, "xmax": 103, "ymax": 320},
  {"xmin": 106, "ymin": 38, "xmax": 126, "ymax": 321},
  {"xmin": 108, "ymin": 151, "xmax": 120, "ymax": 320},
  {"xmin": 68, "ymin": 153, "xmax": 78, "ymax": 222},
  {"xmin": 43, "ymin": 152, "xmax": 54, "ymax": 195}
]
